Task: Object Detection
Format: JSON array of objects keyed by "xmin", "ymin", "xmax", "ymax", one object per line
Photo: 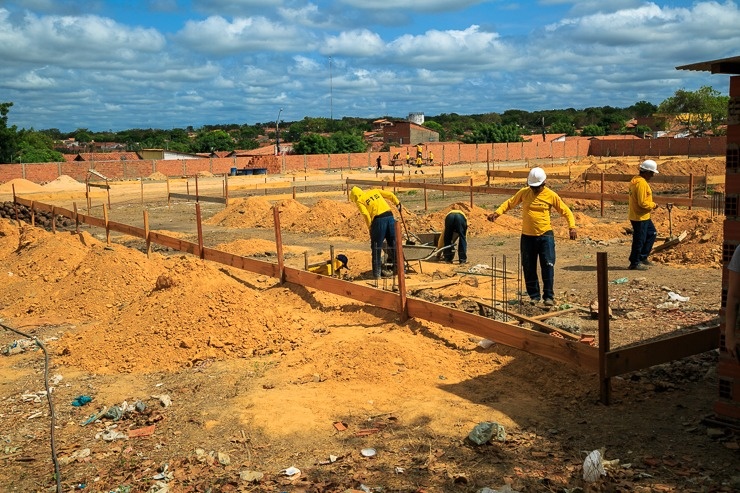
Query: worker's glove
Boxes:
[
  {"xmin": 397, "ymin": 203, "xmax": 402, "ymax": 213},
  {"xmin": 569, "ymin": 228, "xmax": 578, "ymax": 240},
  {"xmin": 487, "ymin": 213, "xmax": 498, "ymax": 222}
]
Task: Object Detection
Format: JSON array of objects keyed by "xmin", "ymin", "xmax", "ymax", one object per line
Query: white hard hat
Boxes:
[
  {"xmin": 639, "ymin": 159, "xmax": 659, "ymax": 174},
  {"xmin": 527, "ymin": 167, "xmax": 547, "ymax": 187}
]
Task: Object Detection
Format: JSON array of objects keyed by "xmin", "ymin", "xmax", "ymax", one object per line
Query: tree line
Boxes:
[{"xmin": 0, "ymin": 86, "xmax": 728, "ymax": 163}]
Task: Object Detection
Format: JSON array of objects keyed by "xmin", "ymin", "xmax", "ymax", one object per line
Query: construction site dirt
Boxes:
[{"xmin": 0, "ymin": 156, "xmax": 737, "ymax": 493}]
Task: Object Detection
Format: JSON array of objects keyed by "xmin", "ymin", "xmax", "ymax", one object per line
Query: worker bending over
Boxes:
[
  {"xmin": 349, "ymin": 186, "xmax": 401, "ymax": 279},
  {"xmin": 308, "ymin": 254, "xmax": 349, "ymax": 276},
  {"xmin": 437, "ymin": 209, "xmax": 468, "ymax": 264}
]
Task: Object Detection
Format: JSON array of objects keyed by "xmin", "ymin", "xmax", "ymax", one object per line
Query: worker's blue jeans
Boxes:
[
  {"xmin": 520, "ymin": 231, "xmax": 555, "ymax": 302},
  {"xmin": 444, "ymin": 213, "xmax": 467, "ymax": 262},
  {"xmin": 371, "ymin": 213, "xmax": 396, "ymax": 278},
  {"xmin": 629, "ymin": 219, "xmax": 657, "ymax": 267}
]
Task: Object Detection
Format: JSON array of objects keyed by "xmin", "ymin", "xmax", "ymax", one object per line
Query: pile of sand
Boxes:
[
  {"xmin": 42, "ymin": 175, "xmax": 86, "ymax": 191},
  {"xmin": 0, "ymin": 178, "xmax": 44, "ymax": 194},
  {"xmin": 147, "ymin": 171, "xmax": 168, "ymax": 180}
]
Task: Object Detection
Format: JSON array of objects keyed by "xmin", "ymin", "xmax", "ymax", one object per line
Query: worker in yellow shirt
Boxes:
[
  {"xmin": 308, "ymin": 254, "xmax": 349, "ymax": 276},
  {"xmin": 628, "ymin": 160, "xmax": 659, "ymax": 271},
  {"xmin": 428, "ymin": 151, "xmax": 434, "ymax": 165},
  {"xmin": 349, "ymin": 186, "xmax": 401, "ymax": 279},
  {"xmin": 414, "ymin": 156, "xmax": 424, "ymax": 174},
  {"xmin": 436, "ymin": 209, "xmax": 467, "ymax": 264},
  {"xmin": 487, "ymin": 167, "xmax": 577, "ymax": 306}
]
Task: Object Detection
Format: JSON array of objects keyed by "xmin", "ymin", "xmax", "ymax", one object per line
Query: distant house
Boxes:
[
  {"xmin": 69, "ymin": 152, "xmax": 141, "ymax": 161},
  {"xmin": 139, "ymin": 149, "xmax": 205, "ymax": 160},
  {"xmin": 380, "ymin": 121, "xmax": 439, "ymax": 145}
]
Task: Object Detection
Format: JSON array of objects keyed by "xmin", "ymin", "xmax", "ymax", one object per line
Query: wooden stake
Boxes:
[
  {"xmin": 143, "ymin": 210, "xmax": 151, "ymax": 258},
  {"xmin": 394, "ymin": 221, "xmax": 408, "ymax": 322},
  {"xmin": 51, "ymin": 206, "xmax": 57, "ymax": 234},
  {"xmin": 31, "ymin": 201, "xmax": 36, "ymax": 227},
  {"xmin": 196, "ymin": 202, "xmax": 204, "ymax": 259},
  {"xmin": 73, "ymin": 202, "xmax": 79, "ymax": 233},
  {"xmin": 103, "ymin": 204, "xmax": 110, "ymax": 245},
  {"xmin": 273, "ymin": 206, "xmax": 285, "ymax": 283},
  {"xmin": 597, "ymin": 251, "xmax": 611, "ymax": 405}
]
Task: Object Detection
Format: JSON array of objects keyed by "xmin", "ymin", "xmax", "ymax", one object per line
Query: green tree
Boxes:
[
  {"xmin": 330, "ymin": 131, "xmax": 367, "ymax": 153},
  {"xmin": 191, "ymin": 130, "xmax": 235, "ymax": 153},
  {"xmin": 549, "ymin": 121, "xmax": 576, "ymax": 136},
  {"xmin": 580, "ymin": 124, "xmax": 605, "ymax": 137},
  {"xmin": 657, "ymin": 85, "xmax": 729, "ymax": 136},
  {"xmin": 628, "ymin": 100, "xmax": 658, "ymax": 118},
  {"xmin": 423, "ymin": 120, "xmax": 445, "ymax": 141},
  {"xmin": 293, "ymin": 133, "xmax": 333, "ymax": 154},
  {"xmin": 0, "ymin": 102, "xmax": 18, "ymax": 164},
  {"xmin": 462, "ymin": 123, "xmax": 523, "ymax": 144},
  {"xmin": 16, "ymin": 129, "xmax": 64, "ymax": 162}
]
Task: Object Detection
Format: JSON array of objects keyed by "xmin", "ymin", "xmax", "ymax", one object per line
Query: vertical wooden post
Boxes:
[
  {"xmin": 166, "ymin": 178, "xmax": 171, "ymax": 208},
  {"xmin": 143, "ymin": 210, "xmax": 151, "ymax": 258},
  {"xmin": 86, "ymin": 183, "xmax": 91, "ymax": 215},
  {"xmin": 423, "ymin": 180, "xmax": 428, "ymax": 212},
  {"xmin": 186, "ymin": 180, "xmax": 190, "ymax": 200},
  {"xmin": 106, "ymin": 180, "xmax": 111, "ymax": 210},
  {"xmin": 273, "ymin": 206, "xmax": 285, "ymax": 283},
  {"xmin": 292, "ymin": 176, "xmax": 296, "ymax": 200},
  {"xmin": 597, "ymin": 251, "xmax": 611, "ymax": 405},
  {"xmin": 51, "ymin": 206, "xmax": 57, "ymax": 234},
  {"xmin": 141, "ymin": 177, "xmax": 144, "ymax": 205},
  {"xmin": 73, "ymin": 202, "xmax": 79, "ymax": 233},
  {"xmin": 704, "ymin": 166, "xmax": 708, "ymax": 195},
  {"xmin": 688, "ymin": 174, "xmax": 694, "ymax": 210},
  {"xmin": 224, "ymin": 173, "xmax": 229, "ymax": 204},
  {"xmin": 330, "ymin": 245, "xmax": 335, "ymax": 277},
  {"xmin": 195, "ymin": 174, "xmax": 200, "ymax": 203},
  {"xmin": 441, "ymin": 161, "xmax": 445, "ymax": 199},
  {"xmin": 469, "ymin": 178, "xmax": 474, "ymax": 208},
  {"xmin": 30, "ymin": 201, "xmax": 36, "ymax": 227},
  {"xmin": 487, "ymin": 160, "xmax": 491, "ymax": 187},
  {"xmin": 196, "ymin": 202, "xmax": 204, "ymax": 259},
  {"xmin": 304, "ymin": 251, "xmax": 309, "ymax": 271},
  {"xmin": 102, "ymin": 204, "xmax": 110, "ymax": 245},
  {"xmin": 394, "ymin": 221, "xmax": 408, "ymax": 322},
  {"xmin": 600, "ymin": 172, "xmax": 605, "ymax": 217}
]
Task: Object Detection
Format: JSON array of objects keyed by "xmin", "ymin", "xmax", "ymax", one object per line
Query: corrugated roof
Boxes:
[{"xmin": 676, "ymin": 55, "xmax": 740, "ymax": 74}]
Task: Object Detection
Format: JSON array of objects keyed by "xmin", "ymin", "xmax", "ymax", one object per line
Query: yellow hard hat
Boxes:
[{"xmin": 350, "ymin": 186, "xmax": 362, "ymax": 203}]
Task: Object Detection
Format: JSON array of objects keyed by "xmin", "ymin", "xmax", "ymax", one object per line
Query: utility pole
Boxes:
[{"xmin": 275, "ymin": 107, "xmax": 283, "ymax": 155}]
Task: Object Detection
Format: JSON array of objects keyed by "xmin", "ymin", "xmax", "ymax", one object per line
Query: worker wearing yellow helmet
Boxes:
[
  {"xmin": 350, "ymin": 186, "xmax": 401, "ymax": 279},
  {"xmin": 487, "ymin": 167, "xmax": 577, "ymax": 307}
]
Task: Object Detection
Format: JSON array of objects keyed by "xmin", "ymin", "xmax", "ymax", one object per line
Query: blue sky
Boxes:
[{"xmin": 1, "ymin": 0, "xmax": 738, "ymax": 132}]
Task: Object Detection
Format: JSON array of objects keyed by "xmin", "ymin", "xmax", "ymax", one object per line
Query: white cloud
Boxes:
[
  {"xmin": 175, "ymin": 16, "xmax": 314, "ymax": 54},
  {"xmin": 5, "ymin": 70, "xmax": 55, "ymax": 90},
  {"xmin": 321, "ymin": 29, "xmax": 385, "ymax": 57},
  {"xmin": 339, "ymin": 0, "xmax": 488, "ymax": 12}
]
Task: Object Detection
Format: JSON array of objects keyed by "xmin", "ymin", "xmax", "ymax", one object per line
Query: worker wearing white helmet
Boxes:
[
  {"xmin": 486, "ymin": 167, "xmax": 577, "ymax": 307},
  {"xmin": 350, "ymin": 186, "xmax": 401, "ymax": 280},
  {"xmin": 628, "ymin": 159, "xmax": 659, "ymax": 270}
]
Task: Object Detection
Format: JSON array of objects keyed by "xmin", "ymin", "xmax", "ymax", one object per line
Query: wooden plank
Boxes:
[
  {"xmin": 408, "ymin": 298, "xmax": 598, "ymax": 371},
  {"xmin": 284, "ymin": 267, "xmax": 400, "ymax": 312},
  {"xmin": 202, "ymin": 247, "xmax": 278, "ymax": 277},
  {"xmin": 149, "ymin": 231, "xmax": 200, "ymax": 255},
  {"xmin": 469, "ymin": 298, "xmax": 580, "ymax": 341},
  {"xmin": 79, "ymin": 214, "xmax": 106, "ymax": 229},
  {"xmin": 87, "ymin": 182, "xmax": 111, "ymax": 189},
  {"xmin": 604, "ymin": 326, "xmax": 720, "ymax": 377},
  {"xmin": 106, "ymin": 220, "xmax": 146, "ymax": 238},
  {"xmin": 530, "ymin": 306, "xmax": 585, "ymax": 320},
  {"xmin": 167, "ymin": 193, "xmax": 227, "ymax": 204},
  {"xmin": 488, "ymin": 170, "xmax": 570, "ymax": 180},
  {"xmin": 582, "ymin": 173, "xmax": 716, "ymax": 185}
]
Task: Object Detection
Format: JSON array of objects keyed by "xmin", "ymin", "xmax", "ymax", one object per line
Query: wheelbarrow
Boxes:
[{"xmin": 398, "ymin": 231, "xmax": 456, "ymax": 273}]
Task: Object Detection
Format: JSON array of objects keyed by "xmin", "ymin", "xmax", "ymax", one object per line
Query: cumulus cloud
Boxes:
[
  {"xmin": 175, "ymin": 15, "xmax": 314, "ymax": 54},
  {"xmin": 339, "ymin": 0, "xmax": 488, "ymax": 12},
  {"xmin": 321, "ymin": 29, "xmax": 385, "ymax": 56}
]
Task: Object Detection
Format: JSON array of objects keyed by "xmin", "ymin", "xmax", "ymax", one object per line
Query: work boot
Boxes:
[
  {"xmin": 641, "ymin": 259, "xmax": 654, "ymax": 266},
  {"xmin": 381, "ymin": 269, "xmax": 394, "ymax": 278},
  {"xmin": 628, "ymin": 263, "xmax": 648, "ymax": 271},
  {"xmin": 543, "ymin": 299, "xmax": 555, "ymax": 307}
]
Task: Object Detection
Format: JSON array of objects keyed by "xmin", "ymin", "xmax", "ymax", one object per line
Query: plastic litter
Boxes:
[
  {"xmin": 468, "ymin": 422, "xmax": 506, "ymax": 445},
  {"xmin": 611, "ymin": 277, "xmax": 628, "ymax": 284},
  {"xmin": 361, "ymin": 447, "xmax": 376, "ymax": 457},
  {"xmin": 103, "ymin": 406, "xmax": 124, "ymax": 421},
  {"xmin": 667, "ymin": 291, "xmax": 689, "ymax": 302},
  {"xmin": 478, "ymin": 486, "xmax": 520, "ymax": 493},
  {"xmin": 478, "ymin": 339, "xmax": 495, "ymax": 349},
  {"xmin": 282, "ymin": 466, "xmax": 301, "ymax": 477},
  {"xmin": 583, "ymin": 449, "xmax": 606, "ymax": 482},
  {"xmin": 71, "ymin": 395, "xmax": 93, "ymax": 407}
]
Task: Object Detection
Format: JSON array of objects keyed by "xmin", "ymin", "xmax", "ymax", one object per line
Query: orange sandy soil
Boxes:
[{"xmin": 0, "ymin": 158, "xmax": 737, "ymax": 493}]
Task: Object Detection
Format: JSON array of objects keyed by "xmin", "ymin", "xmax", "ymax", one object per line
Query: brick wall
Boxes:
[{"xmin": 1, "ymin": 137, "xmax": 726, "ymax": 184}]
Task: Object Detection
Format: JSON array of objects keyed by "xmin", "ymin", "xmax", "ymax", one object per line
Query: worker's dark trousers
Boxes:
[
  {"xmin": 520, "ymin": 231, "xmax": 555, "ymax": 302},
  {"xmin": 371, "ymin": 213, "xmax": 396, "ymax": 278},
  {"xmin": 629, "ymin": 219, "xmax": 657, "ymax": 267},
  {"xmin": 444, "ymin": 213, "xmax": 468, "ymax": 262}
]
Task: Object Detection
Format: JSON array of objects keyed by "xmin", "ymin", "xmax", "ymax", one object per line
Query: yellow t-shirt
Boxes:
[
  {"xmin": 628, "ymin": 176, "xmax": 656, "ymax": 221},
  {"xmin": 352, "ymin": 188, "xmax": 400, "ymax": 228},
  {"xmin": 437, "ymin": 210, "xmax": 467, "ymax": 248},
  {"xmin": 308, "ymin": 259, "xmax": 344, "ymax": 276},
  {"xmin": 495, "ymin": 187, "xmax": 575, "ymax": 236}
]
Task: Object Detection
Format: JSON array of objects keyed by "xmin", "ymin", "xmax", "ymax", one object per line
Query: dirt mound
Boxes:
[
  {"xmin": 205, "ymin": 196, "xmax": 274, "ymax": 228},
  {"xmin": 0, "ymin": 178, "xmax": 44, "ymax": 194},
  {"xmin": 42, "ymin": 175, "xmax": 86, "ymax": 191},
  {"xmin": 289, "ymin": 199, "xmax": 367, "ymax": 240},
  {"xmin": 147, "ymin": 171, "xmax": 168, "ymax": 180},
  {"xmin": 197, "ymin": 170, "xmax": 214, "ymax": 177},
  {"xmin": 650, "ymin": 207, "xmax": 723, "ymax": 268}
]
